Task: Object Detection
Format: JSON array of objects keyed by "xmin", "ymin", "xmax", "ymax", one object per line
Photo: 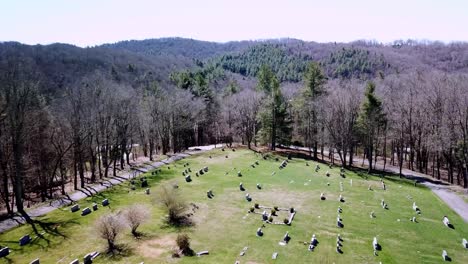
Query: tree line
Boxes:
[{"xmin": 0, "ymin": 40, "xmax": 467, "ymax": 223}]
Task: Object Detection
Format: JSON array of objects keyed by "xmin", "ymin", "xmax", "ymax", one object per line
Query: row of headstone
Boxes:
[
  {"xmin": 336, "ymin": 234, "xmax": 343, "ymax": 253},
  {"xmin": 151, "ymin": 169, "xmax": 162, "ymax": 175},
  {"xmin": 84, "ymin": 251, "xmax": 100, "ymax": 264}
]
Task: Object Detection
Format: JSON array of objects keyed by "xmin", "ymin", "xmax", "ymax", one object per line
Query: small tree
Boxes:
[
  {"xmin": 124, "ymin": 204, "xmax": 150, "ymax": 237},
  {"xmin": 176, "ymin": 233, "xmax": 194, "ymax": 256},
  {"xmin": 95, "ymin": 213, "xmax": 125, "ymax": 252},
  {"xmin": 154, "ymin": 183, "xmax": 189, "ymax": 225}
]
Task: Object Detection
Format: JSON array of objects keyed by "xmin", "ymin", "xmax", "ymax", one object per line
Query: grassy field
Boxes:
[{"xmin": 0, "ymin": 148, "xmax": 467, "ymax": 264}]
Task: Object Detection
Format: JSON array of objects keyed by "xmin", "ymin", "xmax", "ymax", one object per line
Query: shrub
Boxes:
[
  {"xmin": 124, "ymin": 204, "xmax": 150, "ymax": 236},
  {"xmin": 268, "ymin": 216, "xmax": 274, "ymax": 222},
  {"xmin": 95, "ymin": 213, "xmax": 125, "ymax": 252},
  {"xmin": 249, "ymin": 207, "xmax": 255, "ymax": 212},
  {"xmin": 176, "ymin": 233, "xmax": 194, "ymax": 256},
  {"xmin": 274, "ymin": 206, "xmax": 279, "ymax": 211},
  {"xmin": 254, "ymin": 203, "xmax": 259, "ymax": 209},
  {"xmin": 290, "ymin": 207, "xmax": 295, "ymax": 213},
  {"xmin": 154, "ymin": 184, "xmax": 189, "ymax": 226},
  {"xmin": 271, "ymin": 209, "xmax": 277, "ymax": 216},
  {"xmin": 284, "ymin": 218, "xmax": 289, "ymax": 224}
]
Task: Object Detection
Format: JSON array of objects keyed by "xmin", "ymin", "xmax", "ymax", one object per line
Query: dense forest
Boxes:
[{"xmin": 0, "ymin": 38, "xmax": 467, "ymax": 221}]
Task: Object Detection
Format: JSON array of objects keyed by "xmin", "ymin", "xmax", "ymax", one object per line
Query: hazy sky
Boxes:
[{"xmin": 1, "ymin": 0, "xmax": 467, "ymax": 47}]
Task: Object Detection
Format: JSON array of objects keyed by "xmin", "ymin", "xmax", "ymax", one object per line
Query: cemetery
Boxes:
[{"xmin": 0, "ymin": 148, "xmax": 467, "ymax": 263}]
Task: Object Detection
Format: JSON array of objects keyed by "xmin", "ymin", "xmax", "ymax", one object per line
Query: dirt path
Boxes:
[
  {"xmin": 0, "ymin": 145, "xmax": 217, "ymax": 234},
  {"xmin": 290, "ymin": 146, "xmax": 468, "ymax": 222}
]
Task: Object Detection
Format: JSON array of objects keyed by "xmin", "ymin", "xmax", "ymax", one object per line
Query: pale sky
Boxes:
[{"xmin": 1, "ymin": 0, "xmax": 467, "ymax": 47}]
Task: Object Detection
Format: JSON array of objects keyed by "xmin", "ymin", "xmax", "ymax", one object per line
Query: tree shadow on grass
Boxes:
[{"xmin": 105, "ymin": 243, "xmax": 134, "ymax": 261}]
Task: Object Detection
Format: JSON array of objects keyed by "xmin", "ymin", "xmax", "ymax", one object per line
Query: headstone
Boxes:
[
  {"xmin": 84, "ymin": 253, "xmax": 93, "ymax": 264},
  {"xmin": 370, "ymin": 211, "xmax": 375, "ymax": 218},
  {"xmin": 245, "ymin": 193, "xmax": 252, "ymax": 202},
  {"xmin": 92, "ymin": 203, "xmax": 98, "ymax": 211},
  {"xmin": 185, "ymin": 175, "xmax": 192, "ymax": 182},
  {"xmin": 145, "ymin": 188, "xmax": 150, "ymax": 195},
  {"xmin": 320, "ymin": 193, "xmax": 326, "ymax": 200},
  {"xmin": 203, "ymin": 166, "xmax": 209, "ymax": 172},
  {"xmin": 30, "ymin": 258, "xmax": 40, "ymax": 264},
  {"xmin": 413, "ymin": 202, "xmax": 421, "ymax": 214},
  {"xmin": 326, "ymin": 171, "xmax": 330, "ymax": 177},
  {"xmin": 131, "ymin": 185, "xmax": 136, "ymax": 190},
  {"xmin": 255, "ymin": 161, "xmax": 259, "ymax": 165},
  {"xmin": 199, "ymin": 169, "xmax": 204, "ymax": 175},
  {"xmin": 309, "ymin": 234, "xmax": 318, "ymax": 251},
  {"xmin": 337, "ymin": 206, "xmax": 342, "ymax": 213},
  {"xmin": 102, "ymin": 199, "xmax": 109, "ymax": 206},
  {"xmin": 256, "ymin": 227, "xmax": 263, "ymax": 236},
  {"xmin": 340, "ymin": 182, "xmax": 344, "ymax": 192},
  {"xmin": 442, "ymin": 250, "xmax": 449, "ymax": 261},
  {"xmin": 315, "ymin": 165, "xmax": 320, "ymax": 172},
  {"xmin": 373, "ymin": 237, "xmax": 380, "ymax": 251},
  {"xmin": 306, "ymin": 162, "xmax": 309, "ymax": 166},
  {"xmin": 239, "ymin": 183, "xmax": 245, "ymax": 191},
  {"xmin": 182, "ymin": 171, "xmax": 186, "ymax": 176},
  {"xmin": 368, "ymin": 185, "xmax": 372, "ymax": 191},
  {"xmin": 272, "ymin": 252, "xmax": 278, "ymax": 259},
  {"xmin": 0, "ymin": 247, "xmax": 9, "ymax": 258},
  {"xmin": 19, "ymin": 234, "xmax": 31, "ymax": 246},
  {"xmin": 196, "ymin": 251, "xmax": 209, "ymax": 256},
  {"xmin": 443, "ymin": 216, "xmax": 450, "ymax": 227},
  {"xmin": 81, "ymin": 207, "xmax": 92, "ymax": 216},
  {"xmin": 262, "ymin": 211, "xmax": 268, "ymax": 221},
  {"xmin": 207, "ymin": 190, "xmax": 214, "ymax": 198},
  {"xmin": 462, "ymin": 238, "xmax": 467, "ymax": 248},
  {"xmin": 188, "ymin": 168, "xmax": 191, "ymax": 172},
  {"xmin": 256, "ymin": 183, "xmax": 261, "ymax": 190},
  {"xmin": 141, "ymin": 179, "xmax": 148, "ymax": 187},
  {"xmin": 71, "ymin": 204, "xmax": 80, "ymax": 212},
  {"xmin": 339, "ymin": 194, "xmax": 345, "ymax": 202},
  {"xmin": 237, "ymin": 171, "xmax": 242, "ymax": 177}
]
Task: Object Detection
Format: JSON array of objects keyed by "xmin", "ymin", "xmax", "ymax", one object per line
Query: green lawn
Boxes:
[{"xmin": 0, "ymin": 148, "xmax": 467, "ymax": 263}]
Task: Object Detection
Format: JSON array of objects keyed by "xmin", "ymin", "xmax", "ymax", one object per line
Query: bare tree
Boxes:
[
  {"xmin": 95, "ymin": 213, "xmax": 126, "ymax": 252},
  {"xmin": 124, "ymin": 204, "xmax": 150, "ymax": 237}
]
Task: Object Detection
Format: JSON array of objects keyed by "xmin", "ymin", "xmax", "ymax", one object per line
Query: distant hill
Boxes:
[{"xmin": 1, "ymin": 38, "xmax": 467, "ymax": 97}]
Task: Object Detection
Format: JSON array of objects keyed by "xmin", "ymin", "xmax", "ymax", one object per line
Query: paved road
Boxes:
[
  {"xmin": 290, "ymin": 146, "xmax": 468, "ymax": 222},
  {"xmin": 0, "ymin": 145, "xmax": 217, "ymax": 234}
]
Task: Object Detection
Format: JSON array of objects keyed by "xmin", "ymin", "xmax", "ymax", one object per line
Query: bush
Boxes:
[
  {"xmin": 271, "ymin": 209, "xmax": 277, "ymax": 216},
  {"xmin": 124, "ymin": 204, "xmax": 150, "ymax": 236},
  {"xmin": 249, "ymin": 207, "xmax": 255, "ymax": 212},
  {"xmin": 95, "ymin": 213, "xmax": 125, "ymax": 252},
  {"xmin": 254, "ymin": 203, "xmax": 259, "ymax": 209},
  {"xmin": 154, "ymin": 184, "xmax": 189, "ymax": 226},
  {"xmin": 176, "ymin": 233, "xmax": 194, "ymax": 256},
  {"xmin": 284, "ymin": 218, "xmax": 289, "ymax": 224},
  {"xmin": 268, "ymin": 216, "xmax": 274, "ymax": 222},
  {"xmin": 274, "ymin": 206, "xmax": 279, "ymax": 211},
  {"xmin": 290, "ymin": 207, "xmax": 295, "ymax": 213}
]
